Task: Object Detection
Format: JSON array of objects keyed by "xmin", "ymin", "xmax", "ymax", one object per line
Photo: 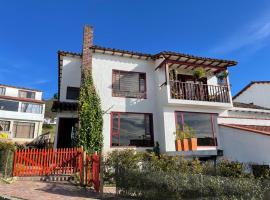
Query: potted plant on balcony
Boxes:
[
  {"xmin": 193, "ymin": 67, "xmax": 206, "ymax": 82},
  {"xmin": 216, "ymin": 71, "xmax": 229, "ymax": 85}
]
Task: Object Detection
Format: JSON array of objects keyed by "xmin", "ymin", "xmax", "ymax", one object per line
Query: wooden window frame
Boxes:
[
  {"xmin": 175, "ymin": 111, "xmax": 218, "ymax": 147},
  {"xmin": 110, "ymin": 112, "xmax": 154, "ymax": 147},
  {"xmin": 13, "ymin": 121, "xmax": 35, "ymax": 139},
  {"xmin": 112, "ymin": 69, "xmax": 147, "ymax": 99},
  {"xmin": 18, "ymin": 90, "xmax": 35, "ymax": 99}
]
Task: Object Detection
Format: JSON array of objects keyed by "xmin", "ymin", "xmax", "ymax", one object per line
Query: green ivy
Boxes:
[{"xmin": 78, "ymin": 70, "xmax": 103, "ymax": 153}]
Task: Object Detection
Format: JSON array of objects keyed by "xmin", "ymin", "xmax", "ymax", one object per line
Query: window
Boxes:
[
  {"xmin": 0, "ymin": 100, "xmax": 19, "ymax": 111},
  {"xmin": 111, "ymin": 112, "xmax": 154, "ymax": 147},
  {"xmin": 21, "ymin": 103, "xmax": 43, "ymax": 114},
  {"xmin": 0, "ymin": 120, "xmax": 10, "ymax": 131},
  {"xmin": 13, "ymin": 122, "xmax": 35, "ymax": 138},
  {"xmin": 112, "ymin": 70, "xmax": 146, "ymax": 98},
  {"xmin": 0, "ymin": 87, "xmax": 6, "ymax": 95},
  {"xmin": 18, "ymin": 90, "xmax": 35, "ymax": 99},
  {"xmin": 66, "ymin": 87, "xmax": 80, "ymax": 100},
  {"xmin": 175, "ymin": 112, "xmax": 217, "ymax": 146}
]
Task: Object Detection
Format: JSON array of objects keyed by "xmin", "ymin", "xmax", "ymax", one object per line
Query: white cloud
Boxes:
[{"xmin": 210, "ymin": 11, "xmax": 270, "ymax": 55}]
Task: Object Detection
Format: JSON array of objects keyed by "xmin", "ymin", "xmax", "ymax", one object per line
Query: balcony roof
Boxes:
[{"xmin": 52, "ymin": 101, "xmax": 78, "ymax": 112}]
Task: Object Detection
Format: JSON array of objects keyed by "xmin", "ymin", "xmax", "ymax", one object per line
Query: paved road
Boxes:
[{"xmin": 0, "ymin": 181, "xmax": 99, "ymax": 200}]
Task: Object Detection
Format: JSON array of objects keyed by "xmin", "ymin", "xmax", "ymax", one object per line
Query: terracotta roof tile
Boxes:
[
  {"xmin": 221, "ymin": 124, "xmax": 270, "ymax": 136},
  {"xmin": 233, "ymin": 102, "xmax": 270, "ymax": 110}
]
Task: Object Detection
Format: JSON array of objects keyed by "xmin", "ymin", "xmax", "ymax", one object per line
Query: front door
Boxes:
[{"xmin": 57, "ymin": 118, "xmax": 79, "ymax": 148}]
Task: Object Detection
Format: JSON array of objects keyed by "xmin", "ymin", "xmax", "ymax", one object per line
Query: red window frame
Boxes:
[
  {"xmin": 174, "ymin": 111, "xmax": 218, "ymax": 147},
  {"xmin": 112, "ymin": 70, "xmax": 147, "ymax": 99},
  {"xmin": 110, "ymin": 112, "xmax": 154, "ymax": 147}
]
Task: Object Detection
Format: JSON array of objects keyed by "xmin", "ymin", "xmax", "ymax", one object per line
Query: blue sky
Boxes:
[{"xmin": 0, "ymin": 0, "xmax": 270, "ymax": 99}]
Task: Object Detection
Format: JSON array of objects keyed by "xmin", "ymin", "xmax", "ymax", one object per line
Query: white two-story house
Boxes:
[
  {"xmin": 0, "ymin": 84, "xmax": 45, "ymax": 142},
  {"xmin": 52, "ymin": 25, "xmax": 238, "ymax": 160}
]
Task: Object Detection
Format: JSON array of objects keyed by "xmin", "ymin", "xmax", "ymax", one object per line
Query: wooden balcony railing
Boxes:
[{"xmin": 170, "ymin": 81, "xmax": 230, "ymax": 103}]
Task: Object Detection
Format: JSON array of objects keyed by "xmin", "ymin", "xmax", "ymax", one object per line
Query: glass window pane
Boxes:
[
  {"xmin": 176, "ymin": 112, "xmax": 183, "ymax": 131},
  {"xmin": 176, "ymin": 112, "xmax": 217, "ymax": 146},
  {"xmin": 112, "ymin": 70, "xmax": 146, "ymax": 98},
  {"xmin": 0, "ymin": 87, "xmax": 6, "ymax": 95},
  {"xmin": 183, "ymin": 112, "xmax": 215, "ymax": 146},
  {"xmin": 112, "ymin": 113, "xmax": 119, "ymax": 134},
  {"xmin": 19, "ymin": 90, "xmax": 35, "ymax": 99},
  {"xmin": 112, "ymin": 135, "xmax": 119, "ymax": 146},
  {"xmin": 112, "ymin": 113, "xmax": 153, "ymax": 147},
  {"xmin": 0, "ymin": 120, "xmax": 10, "ymax": 131},
  {"xmin": 0, "ymin": 100, "xmax": 19, "ymax": 111},
  {"xmin": 21, "ymin": 103, "xmax": 42, "ymax": 114},
  {"xmin": 13, "ymin": 122, "xmax": 35, "ymax": 138},
  {"xmin": 66, "ymin": 87, "xmax": 80, "ymax": 100}
]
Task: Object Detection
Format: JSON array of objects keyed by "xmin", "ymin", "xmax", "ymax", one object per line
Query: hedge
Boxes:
[{"xmin": 104, "ymin": 150, "xmax": 270, "ymax": 199}]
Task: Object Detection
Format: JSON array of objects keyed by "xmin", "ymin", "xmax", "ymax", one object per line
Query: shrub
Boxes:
[
  {"xmin": 0, "ymin": 141, "xmax": 15, "ymax": 178},
  {"xmin": 217, "ymin": 159, "xmax": 249, "ymax": 178},
  {"xmin": 0, "ymin": 141, "xmax": 15, "ymax": 152},
  {"xmin": 103, "ymin": 150, "xmax": 270, "ymax": 199}
]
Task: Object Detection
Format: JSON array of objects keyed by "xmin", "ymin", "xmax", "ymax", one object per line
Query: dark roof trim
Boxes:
[
  {"xmin": 90, "ymin": 45, "xmax": 153, "ymax": 60},
  {"xmin": 220, "ymin": 124, "xmax": 270, "ymax": 136},
  {"xmin": 0, "ymin": 95, "xmax": 45, "ymax": 104},
  {"xmin": 0, "ymin": 84, "xmax": 42, "ymax": 92},
  {"xmin": 233, "ymin": 102, "xmax": 270, "ymax": 110},
  {"xmin": 58, "ymin": 50, "xmax": 82, "ymax": 57},
  {"xmin": 233, "ymin": 81, "xmax": 270, "ymax": 100},
  {"xmin": 90, "ymin": 45, "xmax": 237, "ymax": 66}
]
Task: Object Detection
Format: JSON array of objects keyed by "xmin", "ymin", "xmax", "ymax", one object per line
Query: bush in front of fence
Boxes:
[
  {"xmin": 104, "ymin": 150, "xmax": 270, "ymax": 199},
  {"xmin": 0, "ymin": 141, "xmax": 15, "ymax": 178}
]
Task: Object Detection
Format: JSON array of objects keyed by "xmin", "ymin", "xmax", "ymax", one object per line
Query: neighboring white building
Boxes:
[
  {"xmin": 233, "ymin": 81, "xmax": 270, "ymax": 109},
  {"xmin": 0, "ymin": 84, "xmax": 45, "ymax": 143},
  {"xmin": 218, "ymin": 82, "xmax": 270, "ymax": 165},
  {"xmin": 53, "ymin": 26, "xmax": 238, "ymax": 160}
]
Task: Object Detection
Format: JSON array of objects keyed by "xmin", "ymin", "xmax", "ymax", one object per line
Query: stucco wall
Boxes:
[
  {"xmin": 219, "ymin": 126, "xmax": 270, "ymax": 165},
  {"xmin": 57, "ymin": 53, "xmax": 234, "ymax": 153},
  {"xmin": 3, "ymin": 86, "xmax": 42, "ymax": 100},
  {"xmin": 60, "ymin": 56, "xmax": 81, "ymax": 102},
  {"xmin": 234, "ymin": 83, "xmax": 270, "ymax": 109},
  {"xmin": 92, "ymin": 53, "xmax": 159, "ymax": 152}
]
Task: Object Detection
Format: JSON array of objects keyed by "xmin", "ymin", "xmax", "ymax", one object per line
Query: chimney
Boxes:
[{"xmin": 81, "ymin": 25, "xmax": 93, "ymax": 76}]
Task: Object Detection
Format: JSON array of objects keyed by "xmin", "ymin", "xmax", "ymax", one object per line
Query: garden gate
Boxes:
[{"xmin": 12, "ymin": 147, "xmax": 100, "ymax": 191}]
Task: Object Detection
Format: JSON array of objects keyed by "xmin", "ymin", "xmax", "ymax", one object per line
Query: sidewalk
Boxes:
[{"xmin": 0, "ymin": 181, "xmax": 99, "ymax": 200}]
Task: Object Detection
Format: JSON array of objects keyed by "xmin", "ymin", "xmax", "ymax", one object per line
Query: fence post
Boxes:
[
  {"xmin": 12, "ymin": 150, "xmax": 17, "ymax": 177},
  {"xmin": 4, "ymin": 150, "xmax": 10, "ymax": 178},
  {"xmin": 99, "ymin": 151, "xmax": 104, "ymax": 197}
]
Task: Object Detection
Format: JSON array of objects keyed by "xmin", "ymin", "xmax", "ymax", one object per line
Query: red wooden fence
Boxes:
[{"xmin": 12, "ymin": 148, "xmax": 100, "ymax": 192}]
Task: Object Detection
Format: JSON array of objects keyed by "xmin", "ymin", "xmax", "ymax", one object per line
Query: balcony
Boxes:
[{"xmin": 170, "ymin": 81, "xmax": 230, "ymax": 103}]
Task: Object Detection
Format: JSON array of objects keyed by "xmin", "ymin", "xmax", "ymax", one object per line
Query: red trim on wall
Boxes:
[
  {"xmin": 220, "ymin": 124, "xmax": 270, "ymax": 136},
  {"xmin": 0, "ymin": 95, "xmax": 44, "ymax": 104}
]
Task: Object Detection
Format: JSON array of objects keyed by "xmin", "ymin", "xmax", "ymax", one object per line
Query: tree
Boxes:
[
  {"xmin": 78, "ymin": 70, "xmax": 103, "ymax": 153},
  {"xmin": 53, "ymin": 93, "xmax": 58, "ymax": 99}
]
